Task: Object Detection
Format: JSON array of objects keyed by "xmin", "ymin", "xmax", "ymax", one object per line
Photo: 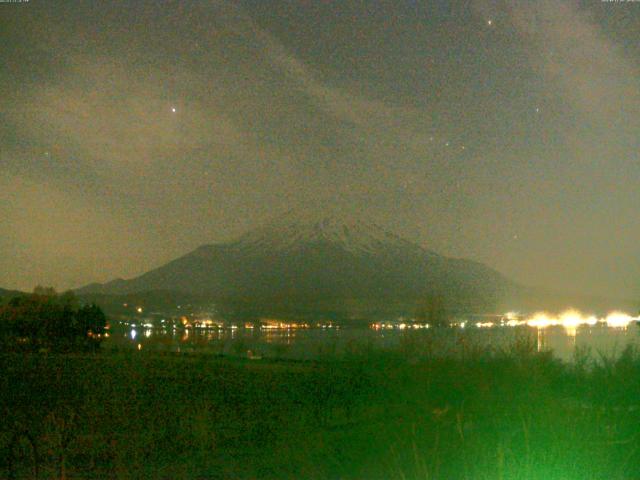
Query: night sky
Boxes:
[{"xmin": 1, "ymin": 0, "xmax": 639, "ymax": 298}]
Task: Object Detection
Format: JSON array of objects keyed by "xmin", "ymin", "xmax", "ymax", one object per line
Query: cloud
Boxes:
[
  {"xmin": 509, "ymin": 0, "xmax": 640, "ymax": 124},
  {"xmin": 222, "ymin": 5, "xmax": 431, "ymax": 137},
  {"xmin": 12, "ymin": 55, "xmax": 244, "ymax": 177},
  {"xmin": 0, "ymin": 173, "xmax": 159, "ymax": 290}
]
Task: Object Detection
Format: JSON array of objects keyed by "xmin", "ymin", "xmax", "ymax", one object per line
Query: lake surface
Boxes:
[{"xmin": 104, "ymin": 321, "xmax": 640, "ymax": 362}]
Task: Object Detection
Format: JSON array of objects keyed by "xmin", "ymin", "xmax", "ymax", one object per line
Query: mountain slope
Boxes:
[{"xmin": 77, "ymin": 211, "xmax": 512, "ymax": 315}]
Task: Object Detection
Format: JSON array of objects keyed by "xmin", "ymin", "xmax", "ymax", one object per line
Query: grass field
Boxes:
[{"xmin": 2, "ymin": 337, "xmax": 640, "ymax": 479}]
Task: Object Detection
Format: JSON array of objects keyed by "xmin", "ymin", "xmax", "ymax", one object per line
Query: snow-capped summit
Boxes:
[
  {"xmin": 77, "ymin": 207, "xmax": 511, "ymax": 316},
  {"xmin": 233, "ymin": 208, "xmax": 433, "ymax": 256}
]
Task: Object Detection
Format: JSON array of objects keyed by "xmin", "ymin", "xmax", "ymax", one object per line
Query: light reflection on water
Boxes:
[{"xmin": 104, "ymin": 321, "xmax": 640, "ymax": 362}]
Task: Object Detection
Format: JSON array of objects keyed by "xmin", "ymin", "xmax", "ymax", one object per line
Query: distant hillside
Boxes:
[
  {"xmin": 78, "ymin": 211, "xmax": 514, "ymax": 317},
  {"xmin": 76, "ymin": 290, "xmax": 211, "ymax": 316}
]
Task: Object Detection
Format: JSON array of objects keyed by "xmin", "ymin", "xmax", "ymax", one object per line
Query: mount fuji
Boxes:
[{"xmin": 77, "ymin": 210, "xmax": 513, "ymax": 316}]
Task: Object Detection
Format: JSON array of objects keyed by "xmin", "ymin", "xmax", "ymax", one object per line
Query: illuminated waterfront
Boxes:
[{"xmin": 105, "ymin": 310, "xmax": 640, "ymax": 362}]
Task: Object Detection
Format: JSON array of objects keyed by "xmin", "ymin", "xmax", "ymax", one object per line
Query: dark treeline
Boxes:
[{"xmin": 0, "ymin": 287, "xmax": 107, "ymax": 353}]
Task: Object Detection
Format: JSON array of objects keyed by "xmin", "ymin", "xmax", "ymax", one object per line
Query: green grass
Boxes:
[{"xmin": 2, "ymin": 340, "xmax": 640, "ymax": 479}]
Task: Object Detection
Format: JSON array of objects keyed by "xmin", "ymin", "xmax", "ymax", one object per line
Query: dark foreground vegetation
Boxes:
[
  {"xmin": 3, "ymin": 338, "xmax": 640, "ymax": 480},
  {"xmin": 0, "ymin": 288, "xmax": 107, "ymax": 353}
]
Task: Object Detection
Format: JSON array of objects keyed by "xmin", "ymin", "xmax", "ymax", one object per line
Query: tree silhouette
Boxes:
[
  {"xmin": 0, "ymin": 287, "xmax": 107, "ymax": 352},
  {"xmin": 415, "ymin": 294, "xmax": 448, "ymax": 327}
]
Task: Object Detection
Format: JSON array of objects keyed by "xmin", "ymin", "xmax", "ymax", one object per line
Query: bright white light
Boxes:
[
  {"xmin": 130, "ymin": 329, "xmax": 137, "ymax": 340},
  {"xmin": 527, "ymin": 312, "xmax": 555, "ymax": 328},
  {"xmin": 585, "ymin": 316, "xmax": 598, "ymax": 326},
  {"xmin": 476, "ymin": 322, "xmax": 494, "ymax": 328},
  {"xmin": 559, "ymin": 310, "xmax": 582, "ymax": 329},
  {"xmin": 171, "ymin": 107, "xmax": 177, "ymax": 113},
  {"xmin": 472, "ymin": 309, "xmax": 636, "ymax": 332},
  {"xmin": 519, "ymin": 309, "xmax": 635, "ymax": 332},
  {"xmin": 605, "ymin": 312, "xmax": 635, "ymax": 328}
]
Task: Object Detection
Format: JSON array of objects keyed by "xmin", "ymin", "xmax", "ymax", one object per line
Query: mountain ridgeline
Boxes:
[{"xmin": 77, "ymin": 213, "xmax": 513, "ymax": 318}]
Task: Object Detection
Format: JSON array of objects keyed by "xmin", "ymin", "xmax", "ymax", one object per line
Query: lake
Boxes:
[{"xmin": 104, "ymin": 317, "xmax": 640, "ymax": 362}]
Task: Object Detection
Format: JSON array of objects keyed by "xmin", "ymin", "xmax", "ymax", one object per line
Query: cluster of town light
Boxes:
[
  {"xmin": 370, "ymin": 310, "xmax": 639, "ymax": 332},
  {"xmin": 371, "ymin": 323, "xmax": 430, "ymax": 331},
  {"xmin": 474, "ymin": 310, "xmax": 639, "ymax": 331},
  {"xmin": 126, "ymin": 308, "xmax": 638, "ymax": 340}
]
